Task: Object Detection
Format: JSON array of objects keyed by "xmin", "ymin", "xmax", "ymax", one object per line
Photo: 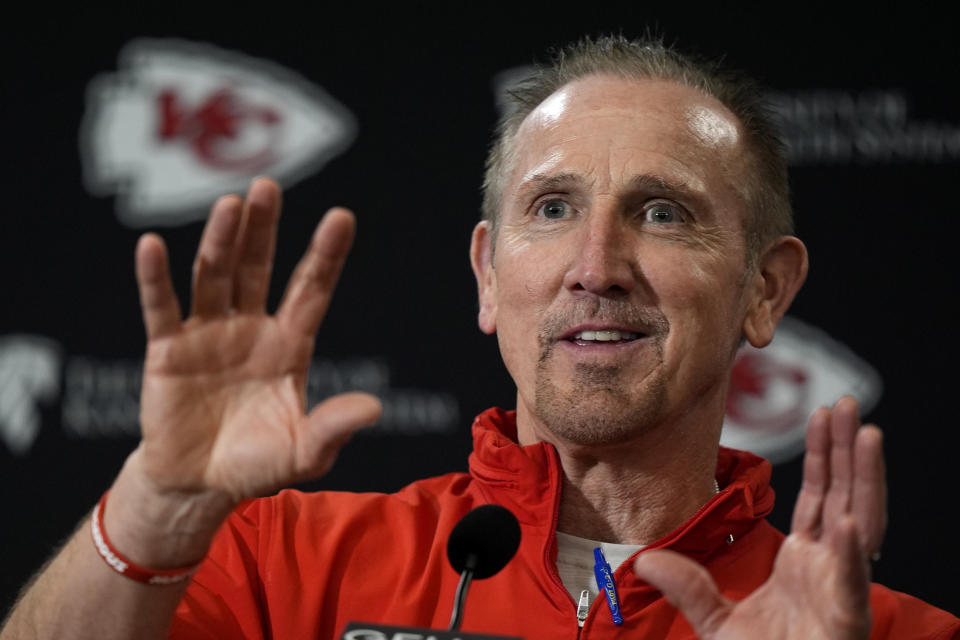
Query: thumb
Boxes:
[
  {"xmin": 296, "ymin": 392, "xmax": 382, "ymax": 478},
  {"xmin": 634, "ymin": 549, "xmax": 731, "ymax": 636}
]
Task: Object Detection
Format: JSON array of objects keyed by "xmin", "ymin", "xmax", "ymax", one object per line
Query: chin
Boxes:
[{"xmin": 533, "ymin": 366, "xmax": 668, "ymax": 447}]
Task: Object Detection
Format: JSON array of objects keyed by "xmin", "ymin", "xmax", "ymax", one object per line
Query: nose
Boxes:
[{"xmin": 562, "ymin": 206, "xmax": 636, "ymax": 296}]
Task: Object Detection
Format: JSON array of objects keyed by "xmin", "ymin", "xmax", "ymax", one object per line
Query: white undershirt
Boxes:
[{"xmin": 555, "ymin": 531, "xmax": 644, "ymax": 604}]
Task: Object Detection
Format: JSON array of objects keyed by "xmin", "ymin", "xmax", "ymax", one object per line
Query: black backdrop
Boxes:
[{"xmin": 2, "ymin": 4, "xmax": 958, "ymax": 618}]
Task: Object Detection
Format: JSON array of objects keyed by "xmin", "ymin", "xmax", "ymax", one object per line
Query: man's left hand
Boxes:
[{"xmin": 633, "ymin": 396, "xmax": 885, "ymax": 639}]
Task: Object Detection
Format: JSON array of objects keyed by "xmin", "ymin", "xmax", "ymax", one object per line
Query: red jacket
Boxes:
[{"xmin": 172, "ymin": 408, "xmax": 960, "ymax": 639}]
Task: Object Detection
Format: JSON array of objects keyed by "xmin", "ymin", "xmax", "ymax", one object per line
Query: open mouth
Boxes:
[{"xmin": 567, "ymin": 329, "xmax": 644, "ymax": 346}]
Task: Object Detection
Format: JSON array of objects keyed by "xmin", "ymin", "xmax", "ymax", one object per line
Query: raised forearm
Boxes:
[
  {"xmin": 3, "ymin": 179, "xmax": 378, "ymax": 638},
  {"xmin": 1, "ymin": 517, "xmax": 189, "ymax": 640},
  {"xmin": 1, "ymin": 453, "xmax": 232, "ymax": 640}
]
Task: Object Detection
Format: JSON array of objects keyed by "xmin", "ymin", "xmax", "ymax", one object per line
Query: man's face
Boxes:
[{"xmin": 472, "ymin": 75, "xmax": 768, "ymax": 447}]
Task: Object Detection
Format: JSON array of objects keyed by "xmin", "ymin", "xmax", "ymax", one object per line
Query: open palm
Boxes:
[
  {"xmin": 635, "ymin": 398, "xmax": 884, "ymax": 639},
  {"xmin": 134, "ymin": 178, "xmax": 381, "ymax": 503}
]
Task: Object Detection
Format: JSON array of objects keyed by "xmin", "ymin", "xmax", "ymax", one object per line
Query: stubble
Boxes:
[{"xmin": 533, "ymin": 300, "xmax": 670, "ymax": 446}]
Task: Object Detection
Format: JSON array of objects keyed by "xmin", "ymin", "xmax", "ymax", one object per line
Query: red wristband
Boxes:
[{"xmin": 90, "ymin": 491, "xmax": 200, "ymax": 585}]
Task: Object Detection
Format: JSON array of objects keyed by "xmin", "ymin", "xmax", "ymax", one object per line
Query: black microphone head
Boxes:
[{"xmin": 446, "ymin": 505, "xmax": 521, "ymax": 580}]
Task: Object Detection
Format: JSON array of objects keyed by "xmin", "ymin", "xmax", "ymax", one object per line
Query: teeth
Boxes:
[{"xmin": 573, "ymin": 330, "xmax": 639, "ymax": 342}]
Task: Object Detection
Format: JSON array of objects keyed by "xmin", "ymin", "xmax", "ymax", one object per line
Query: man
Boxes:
[{"xmin": 2, "ymin": 35, "xmax": 958, "ymax": 639}]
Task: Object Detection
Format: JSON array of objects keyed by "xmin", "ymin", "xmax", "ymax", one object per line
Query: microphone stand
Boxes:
[{"xmin": 448, "ymin": 553, "xmax": 477, "ymax": 630}]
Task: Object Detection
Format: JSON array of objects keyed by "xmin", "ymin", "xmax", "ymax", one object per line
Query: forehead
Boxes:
[{"xmin": 506, "ymin": 75, "xmax": 747, "ymax": 205}]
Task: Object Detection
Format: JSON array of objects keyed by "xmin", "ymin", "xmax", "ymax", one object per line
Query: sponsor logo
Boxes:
[
  {"xmin": 0, "ymin": 334, "xmax": 459, "ymax": 456},
  {"xmin": 720, "ymin": 316, "xmax": 882, "ymax": 463},
  {"xmin": 0, "ymin": 335, "xmax": 61, "ymax": 455},
  {"xmin": 80, "ymin": 38, "xmax": 357, "ymax": 227},
  {"xmin": 769, "ymin": 89, "xmax": 960, "ymax": 165}
]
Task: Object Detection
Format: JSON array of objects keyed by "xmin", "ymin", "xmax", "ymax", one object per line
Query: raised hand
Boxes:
[
  {"xmin": 634, "ymin": 397, "xmax": 885, "ymax": 639},
  {"xmin": 131, "ymin": 178, "xmax": 381, "ymax": 507}
]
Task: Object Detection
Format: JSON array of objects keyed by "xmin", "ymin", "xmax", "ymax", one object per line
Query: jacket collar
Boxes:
[{"xmin": 467, "ymin": 407, "xmax": 776, "ymax": 561}]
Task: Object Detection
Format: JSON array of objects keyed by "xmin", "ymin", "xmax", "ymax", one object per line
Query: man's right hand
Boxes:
[
  {"xmin": 109, "ymin": 177, "xmax": 382, "ymax": 567},
  {"xmin": 0, "ymin": 178, "xmax": 380, "ymax": 639}
]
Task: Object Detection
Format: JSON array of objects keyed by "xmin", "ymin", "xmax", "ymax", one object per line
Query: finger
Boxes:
[
  {"xmin": 634, "ymin": 550, "xmax": 731, "ymax": 636},
  {"xmin": 233, "ymin": 177, "xmax": 282, "ymax": 313},
  {"xmin": 822, "ymin": 397, "xmax": 860, "ymax": 535},
  {"xmin": 136, "ymin": 234, "xmax": 182, "ymax": 340},
  {"xmin": 827, "ymin": 515, "xmax": 872, "ymax": 627},
  {"xmin": 295, "ymin": 392, "xmax": 382, "ymax": 479},
  {"xmin": 852, "ymin": 425, "xmax": 886, "ymax": 556},
  {"xmin": 191, "ymin": 195, "xmax": 244, "ymax": 317},
  {"xmin": 277, "ymin": 207, "xmax": 357, "ymax": 336},
  {"xmin": 791, "ymin": 407, "xmax": 831, "ymax": 535}
]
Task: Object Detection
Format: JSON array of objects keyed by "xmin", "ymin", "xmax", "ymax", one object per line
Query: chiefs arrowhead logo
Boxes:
[
  {"xmin": 155, "ymin": 86, "xmax": 283, "ymax": 172},
  {"xmin": 80, "ymin": 38, "xmax": 356, "ymax": 227},
  {"xmin": 720, "ymin": 316, "xmax": 883, "ymax": 464}
]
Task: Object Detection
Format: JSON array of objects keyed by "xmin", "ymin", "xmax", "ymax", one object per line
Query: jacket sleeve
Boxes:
[
  {"xmin": 868, "ymin": 583, "xmax": 960, "ymax": 639},
  {"xmin": 168, "ymin": 501, "xmax": 266, "ymax": 640}
]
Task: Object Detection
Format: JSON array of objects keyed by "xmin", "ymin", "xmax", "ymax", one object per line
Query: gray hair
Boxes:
[{"xmin": 481, "ymin": 35, "xmax": 793, "ymax": 263}]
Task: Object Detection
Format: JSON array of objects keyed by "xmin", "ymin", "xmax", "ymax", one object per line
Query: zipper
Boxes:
[
  {"xmin": 540, "ymin": 439, "xmax": 733, "ymax": 636},
  {"xmin": 540, "ymin": 446, "xmax": 586, "ymax": 636},
  {"xmin": 576, "ymin": 589, "xmax": 590, "ymax": 628}
]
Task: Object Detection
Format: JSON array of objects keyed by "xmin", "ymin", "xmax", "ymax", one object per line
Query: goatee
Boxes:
[{"xmin": 533, "ymin": 299, "xmax": 669, "ymax": 446}]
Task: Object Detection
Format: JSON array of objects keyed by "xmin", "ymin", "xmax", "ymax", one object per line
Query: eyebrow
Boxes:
[
  {"xmin": 627, "ymin": 174, "xmax": 694, "ymax": 195},
  {"xmin": 628, "ymin": 174, "xmax": 711, "ymax": 214},
  {"xmin": 517, "ymin": 172, "xmax": 587, "ymax": 194},
  {"xmin": 516, "ymin": 171, "xmax": 699, "ymax": 199}
]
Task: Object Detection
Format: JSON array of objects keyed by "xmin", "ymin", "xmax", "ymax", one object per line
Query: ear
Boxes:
[
  {"xmin": 742, "ymin": 236, "xmax": 809, "ymax": 348},
  {"xmin": 470, "ymin": 221, "xmax": 498, "ymax": 335}
]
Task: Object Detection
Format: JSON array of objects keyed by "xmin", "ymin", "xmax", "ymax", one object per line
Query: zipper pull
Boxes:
[{"xmin": 577, "ymin": 589, "xmax": 590, "ymax": 627}]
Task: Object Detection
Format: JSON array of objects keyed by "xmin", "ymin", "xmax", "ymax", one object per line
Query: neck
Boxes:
[{"xmin": 517, "ymin": 404, "xmax": 722, "ymax": 545}]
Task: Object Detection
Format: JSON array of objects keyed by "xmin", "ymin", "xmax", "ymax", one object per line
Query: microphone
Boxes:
[
  {"xmin": 339, "ymin": 504, "xmax": 523, "ymax": 640},
  {"xmin": 446, "ymin": 505, "xmax": 521, "ymax": 630}
]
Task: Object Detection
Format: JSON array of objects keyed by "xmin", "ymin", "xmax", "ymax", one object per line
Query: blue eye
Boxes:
[
  {"xmin": 538, "ymin": 199, "xmax": 572, "ymax": 220},
  {"xmin": 644, "ymin": 203, "xmax": 684, "ymax": 223}
]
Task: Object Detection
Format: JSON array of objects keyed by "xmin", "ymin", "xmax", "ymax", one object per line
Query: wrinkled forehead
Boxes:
[{"xmin": 506, "ymin": 75, "xmax": 749, "ymax": 200}]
